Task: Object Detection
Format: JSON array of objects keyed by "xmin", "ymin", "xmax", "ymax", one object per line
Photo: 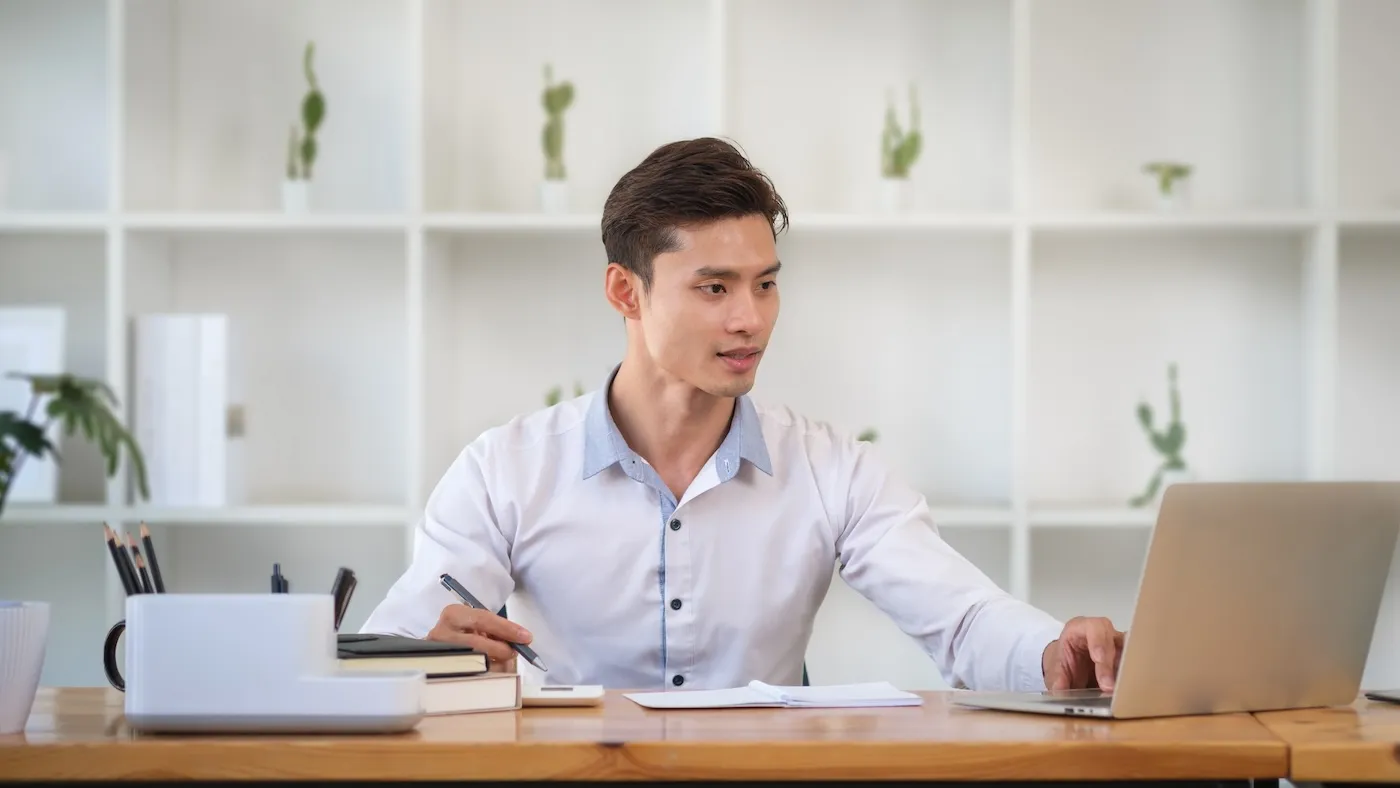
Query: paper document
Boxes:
[{"xmin": 624, "ymin": 680, "xmax": 923, "ymax": 710}]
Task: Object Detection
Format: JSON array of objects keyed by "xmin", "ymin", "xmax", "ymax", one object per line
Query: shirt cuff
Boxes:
[{"xmin": 1018, "ymin": 620, "xmax": 1065, "ymax": 692}]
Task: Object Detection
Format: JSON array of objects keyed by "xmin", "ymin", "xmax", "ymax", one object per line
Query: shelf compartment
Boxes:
[
  {"xmin": 0, "ymin": 0, "xmax": 109, "ymax": 212},
  {"xmin": 726, "ymin": 0, "xmax": 1011, "ymax": 215},
  {"xmin": 1027, "ymin": 231, "xmax": 1310, "ymax": 506},
  {"xmin": 124, "ymin": 0, "xmax": 411, "ymax": 213},
  {"xmin": 0, "ymin": 234, "xmax": 111, "ymax": 505},
  {"xmin": 1339, "ymin": 0, "xmax": 1400, "ymax": 212},
  {"xmin": 754, "ymin": 232, "xmax": 1014, "ymax": 508},
  {"xmin": 124, "ymin": 230, "xmax": 409, "ymax": 508},
  {"xmin": 422, "ymin": 0, "xmax": 715, "ymax": 214},
  {"xmin": 1027, "ymin": 0, "xmax": 1308, "ymax": 213},
  {"xmin": 1336, "ymin": 228, "xmax": 1400, "ymax": 481}
]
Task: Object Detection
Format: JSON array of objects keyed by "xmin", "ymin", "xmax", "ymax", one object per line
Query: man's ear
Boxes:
[{"xmin": 604, "ymin": 263, "xmax": 643, "ymax": 319}]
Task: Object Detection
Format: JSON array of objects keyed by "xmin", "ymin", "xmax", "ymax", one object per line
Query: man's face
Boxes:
[{"xmin": 619, "ymin": 214, "xmax": 781, "ymax": 398}]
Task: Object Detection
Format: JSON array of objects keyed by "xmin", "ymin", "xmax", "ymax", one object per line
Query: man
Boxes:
[{"xmin": 362, "ymin": 137, "xmax": 1124, "ymax": 693}]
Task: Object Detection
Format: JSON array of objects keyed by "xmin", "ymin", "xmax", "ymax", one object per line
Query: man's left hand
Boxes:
[{"xmin": 1042, "ymin": 616, "xmax": 1125, "ymax": 691}]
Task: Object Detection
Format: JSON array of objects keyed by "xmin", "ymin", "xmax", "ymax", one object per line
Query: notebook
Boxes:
[
  {"xmin": 624, "ymin": 680, "xmax": 923, "ymax": 709},
  {"xmin": 336, "ymin": 633, "xmax": 488, "ymax": 678}
]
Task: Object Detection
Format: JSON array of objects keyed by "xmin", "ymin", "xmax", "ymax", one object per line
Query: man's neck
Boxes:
[{"xmin": 607, "ymin": 358, "xmax": 736, "ymax": 500}]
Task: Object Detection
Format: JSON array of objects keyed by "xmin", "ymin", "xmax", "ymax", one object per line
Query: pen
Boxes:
[{"xmin": 439, "ymin": 573, "xmax": 547, "ymax": 672}]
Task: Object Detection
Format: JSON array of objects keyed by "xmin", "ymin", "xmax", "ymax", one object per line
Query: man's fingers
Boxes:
[
  {"xmin": 1086, "ymin": 621, "xmax": 1119, "ymax": 690},
  {"xmin": 454, "ymin": 632, "xmax": 520, "ymax": 667},
  {"xmin": 441, "ymin": 604, "xmax": 532, "ymax": 644}
]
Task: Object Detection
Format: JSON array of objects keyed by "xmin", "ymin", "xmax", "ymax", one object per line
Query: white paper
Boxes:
[{"xmin": 624, "ymin": 680, "xmax": 922, "ymax": 710}]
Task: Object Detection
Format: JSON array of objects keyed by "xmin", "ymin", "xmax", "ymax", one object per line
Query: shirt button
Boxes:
[
  {"xmin": 669, "ymin": 519, "xmax": 681, "ymax": 531},
  {"xmin": 672, "ymin": 675, "xmax": 684, "ymax": 686},
  {"xmin": 670, "ymin": 598, "xmax": 682, "ymax": 610}
]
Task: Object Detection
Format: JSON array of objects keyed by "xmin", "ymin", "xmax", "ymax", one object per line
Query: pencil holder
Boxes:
[{"xmin": 102, "ymin": 593, "xmax": 424, "ymax": 733}]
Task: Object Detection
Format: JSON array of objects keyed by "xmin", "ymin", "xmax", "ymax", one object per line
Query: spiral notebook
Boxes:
[{"xmin": 624, "ymin": 680, "xmax": 922, "ymax": 709}]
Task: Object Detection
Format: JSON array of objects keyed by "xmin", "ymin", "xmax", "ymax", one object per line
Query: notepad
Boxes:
[{"xmin": 624, "ymin": 680, "xmax": 923, "ymax": 709}]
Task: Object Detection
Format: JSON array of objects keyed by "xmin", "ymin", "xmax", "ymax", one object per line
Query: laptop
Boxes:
[{"xmin": 953, "ymin": 481, "xmax": 1400, "ymax": 719}]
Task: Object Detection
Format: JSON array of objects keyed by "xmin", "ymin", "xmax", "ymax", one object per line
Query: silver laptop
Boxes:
[{"xmin": 953, "ymin": 481, "xmax": 1400, "ymax": 719}]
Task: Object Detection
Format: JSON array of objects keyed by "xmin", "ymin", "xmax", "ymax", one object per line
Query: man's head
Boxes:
[{"xmin": 601, "ymin": 138, "xmax": 788, "ymax": 399}]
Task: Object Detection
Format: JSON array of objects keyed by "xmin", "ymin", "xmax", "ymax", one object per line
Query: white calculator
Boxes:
[{"xmin": 522, "ymin": 684, "xmax": 605, "ymax": 707}]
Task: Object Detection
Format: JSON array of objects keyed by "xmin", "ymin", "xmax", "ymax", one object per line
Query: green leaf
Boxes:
[{"xmin": 0, "ymin": 411, "xmax": 57, "ymax": 459}]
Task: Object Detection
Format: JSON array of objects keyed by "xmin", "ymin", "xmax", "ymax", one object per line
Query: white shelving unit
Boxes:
[{"xmin": 2, "ymin": 0, "xmax": 1398, "ymax": 693}]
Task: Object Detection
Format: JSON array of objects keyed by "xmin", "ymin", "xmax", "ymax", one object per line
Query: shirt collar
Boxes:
[{"xmin": 582, "ymin": 364, "xmax": 773, "ymax": 481}]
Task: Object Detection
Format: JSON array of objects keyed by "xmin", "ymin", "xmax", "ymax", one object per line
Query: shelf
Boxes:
[
  {"xmin": 0, "ymin": 505, "xmax": 112, "ymax": 525},
  {"xmin": 423, "ymin": 212, "xmax": 600, "ymax": 233},
  {"xmin": 1029, "ymin": 506, "xmax": 1158, "ymax": 529},
  {"xmin": 1029, "ymin": 212, "xmax": 1316, "ymax": 233},
  {"xmin": 0, "ymin": 213, "xmax": 109, "ymax": 233},
  {"xmin": 123, "ymin": 213, "xmax": 409, "ymax": 234},
  {"xmin": 127, "ymin": 504, "xmax": 413, "ymax": 527},
  {"xmin": 930, "ymin": 507, "xmax": 1013, "ymax": 528}
]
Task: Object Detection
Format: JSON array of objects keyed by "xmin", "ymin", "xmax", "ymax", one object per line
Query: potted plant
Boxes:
[
  {"xmin": 540, "ymin": 64, "xmax": 574, "ymax": 214},
  {"xmin": 879, "ymin": 84, "xmax": 921, "ymax": 213},
  {"xmin": 1128, "ymin": 362, "xmax": 1191, "ymax": 508},
  {"xmin": 282, "ymin": 41, "xmax": 326, "ymax": 213},
  {"xmin": 0, "ymin": 373, "xmax": 149, "ymax": 518},
  {"xmin": 1143, "ymin": 161, "xmax": 1191, "ymax": 210}
]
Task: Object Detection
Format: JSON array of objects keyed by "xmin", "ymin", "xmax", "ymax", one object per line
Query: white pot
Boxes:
[
  {"xmin": 1156, "ymin": 179, "xmax": 1190, "ymax": 211},
  {"xmin": 0, "ymin": 601, "xmax": 49, "ymax": 735},
  {"xmin": 282, "ymin": 179, "xmax": 309, "ymax": 213},
  {"xmin": 879, "ymin": 176, "xmax": 911, "ymax": 213},
  {"xmin": 539, "ymin": 180, "xmax": 568, "ymax": 214}
]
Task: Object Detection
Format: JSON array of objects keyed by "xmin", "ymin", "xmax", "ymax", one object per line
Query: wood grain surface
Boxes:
[
  {"xmin": 1255, "ymin": 696, "xmax": 1400, "ymax": 782},
  {"xmin": 0, "ymin": 687, "xmax": 1288, "ymax": 781}
]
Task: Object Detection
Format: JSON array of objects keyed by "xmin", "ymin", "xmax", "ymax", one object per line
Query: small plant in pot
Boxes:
[
  {"xmin": 1129, "ymin": 362, "xmax": 1191, "ymax": 508},
  {"xmin": 283, "ymin": 41, "xmax": 326, "ymax": 214},
  {"xmin": 879, "ymin": 84, "xmax": 921, "ymax": 213},
  {"xmin": 0, "ymin": 373, "xmax": 149, "ymax": 518},
  {"xmin": 539, "ymin": 64, "xmax": 574, "ymax": 215},
  {"xmin": 1143, "ymin": 161, "xmax": 1191, "ymax": 210}
]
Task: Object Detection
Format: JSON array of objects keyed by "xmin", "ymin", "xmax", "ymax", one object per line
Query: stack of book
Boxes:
[{"xmin": 336, "ymin": 633, "xmax": 520, "ymax": 715}]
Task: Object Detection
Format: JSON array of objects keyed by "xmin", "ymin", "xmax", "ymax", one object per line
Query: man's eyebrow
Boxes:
[{"xmin": 693, "ymin": 261, "xmax": 783, "ymax": 279}]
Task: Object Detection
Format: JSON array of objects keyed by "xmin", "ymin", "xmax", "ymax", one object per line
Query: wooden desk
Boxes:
[
  {"xmin": 1256, "ymin": 697, "xmax": 1400, "ymax": 783},
  {"xmin": 0, "ymin": 687, "xmax": 1287, "ymax": 782}
]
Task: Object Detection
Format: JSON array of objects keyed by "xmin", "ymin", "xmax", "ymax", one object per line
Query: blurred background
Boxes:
[{"xmin": 1, "ymin": 0, "xmax": 1397, "ymax": 692}]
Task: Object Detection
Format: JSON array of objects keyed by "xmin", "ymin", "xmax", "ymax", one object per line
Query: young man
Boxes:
[{"xmin": 361, "ymin": 138, "xmax": 1124, "ymax": 693}]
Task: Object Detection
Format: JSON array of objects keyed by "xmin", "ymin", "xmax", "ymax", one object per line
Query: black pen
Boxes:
[{"xmin": 439, "ymin": 573, "xmax": 547, "ymax": 672}]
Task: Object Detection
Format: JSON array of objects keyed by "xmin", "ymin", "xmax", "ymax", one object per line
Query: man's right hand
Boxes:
[{"xmin": 426, "ymin": 604, "xmax": 532, "ymax": 673}]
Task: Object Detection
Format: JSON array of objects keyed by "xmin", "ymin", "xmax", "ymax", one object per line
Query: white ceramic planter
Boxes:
[
  {"xmin": 282, "ymin": 179, "xmax": 309, "ymax": 213},
  {"xmin": 879, "ymin": 177, "xmax": 910, "ymax": 213},
  {"xmin": 539, "ymin": 179, "xmax": 568, "ymax": 214},
  {"xmin": 1156, "ymin": 179, "xmax": 1190, "ymax": 211}
]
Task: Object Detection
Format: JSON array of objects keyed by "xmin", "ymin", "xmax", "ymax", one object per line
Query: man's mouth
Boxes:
[{"xmin": 718, "ymin": 347, "xmax": 761, "ymax": 372}]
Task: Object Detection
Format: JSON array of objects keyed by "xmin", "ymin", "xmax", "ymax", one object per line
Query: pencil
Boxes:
[
  {"xmin": 139, "ymin": 522, "xmax": 165, "ymax": 593},
  {"xmin": 115, "ymin": 527, "xmax": 142, "ymax": 594},
  {"xmin": 126, "ymin": 534, "xmax": 154, "ymax": 595},
  {"xmin": 103, "ymin": 524, "xmax": 138, "ymax": 596},
  {"xmin": 135, "ymin": 553, "xmax": 154, "ymax": 595}
]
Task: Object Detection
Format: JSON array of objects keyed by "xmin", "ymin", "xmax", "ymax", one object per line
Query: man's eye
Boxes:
[
  {"xmin": 702, "ymin": 284, "xmax": 725, "ymax": 294},
  {"xmin": 759, "ymin": 281, "xmax": 776, "ymax": 290}
]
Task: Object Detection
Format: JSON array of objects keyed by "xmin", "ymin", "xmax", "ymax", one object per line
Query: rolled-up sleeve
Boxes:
[
  {"xmin": 830, "ymin": 439, "xmax": 1063, "ymax": 692},
  {"xmin": 360, "ymin": 440, "xmax": 516, "ymax": 638}
]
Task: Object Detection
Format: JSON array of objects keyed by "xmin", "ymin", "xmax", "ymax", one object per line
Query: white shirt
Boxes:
[{"xmin": 362, "ymin": 368, "xmax": 1065, "ymax": 692}]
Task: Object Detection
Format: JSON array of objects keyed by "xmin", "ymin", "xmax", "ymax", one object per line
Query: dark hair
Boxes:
[{"xmin": 601, "ymin": 137, "xmax": 789, "ymax": 292}]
